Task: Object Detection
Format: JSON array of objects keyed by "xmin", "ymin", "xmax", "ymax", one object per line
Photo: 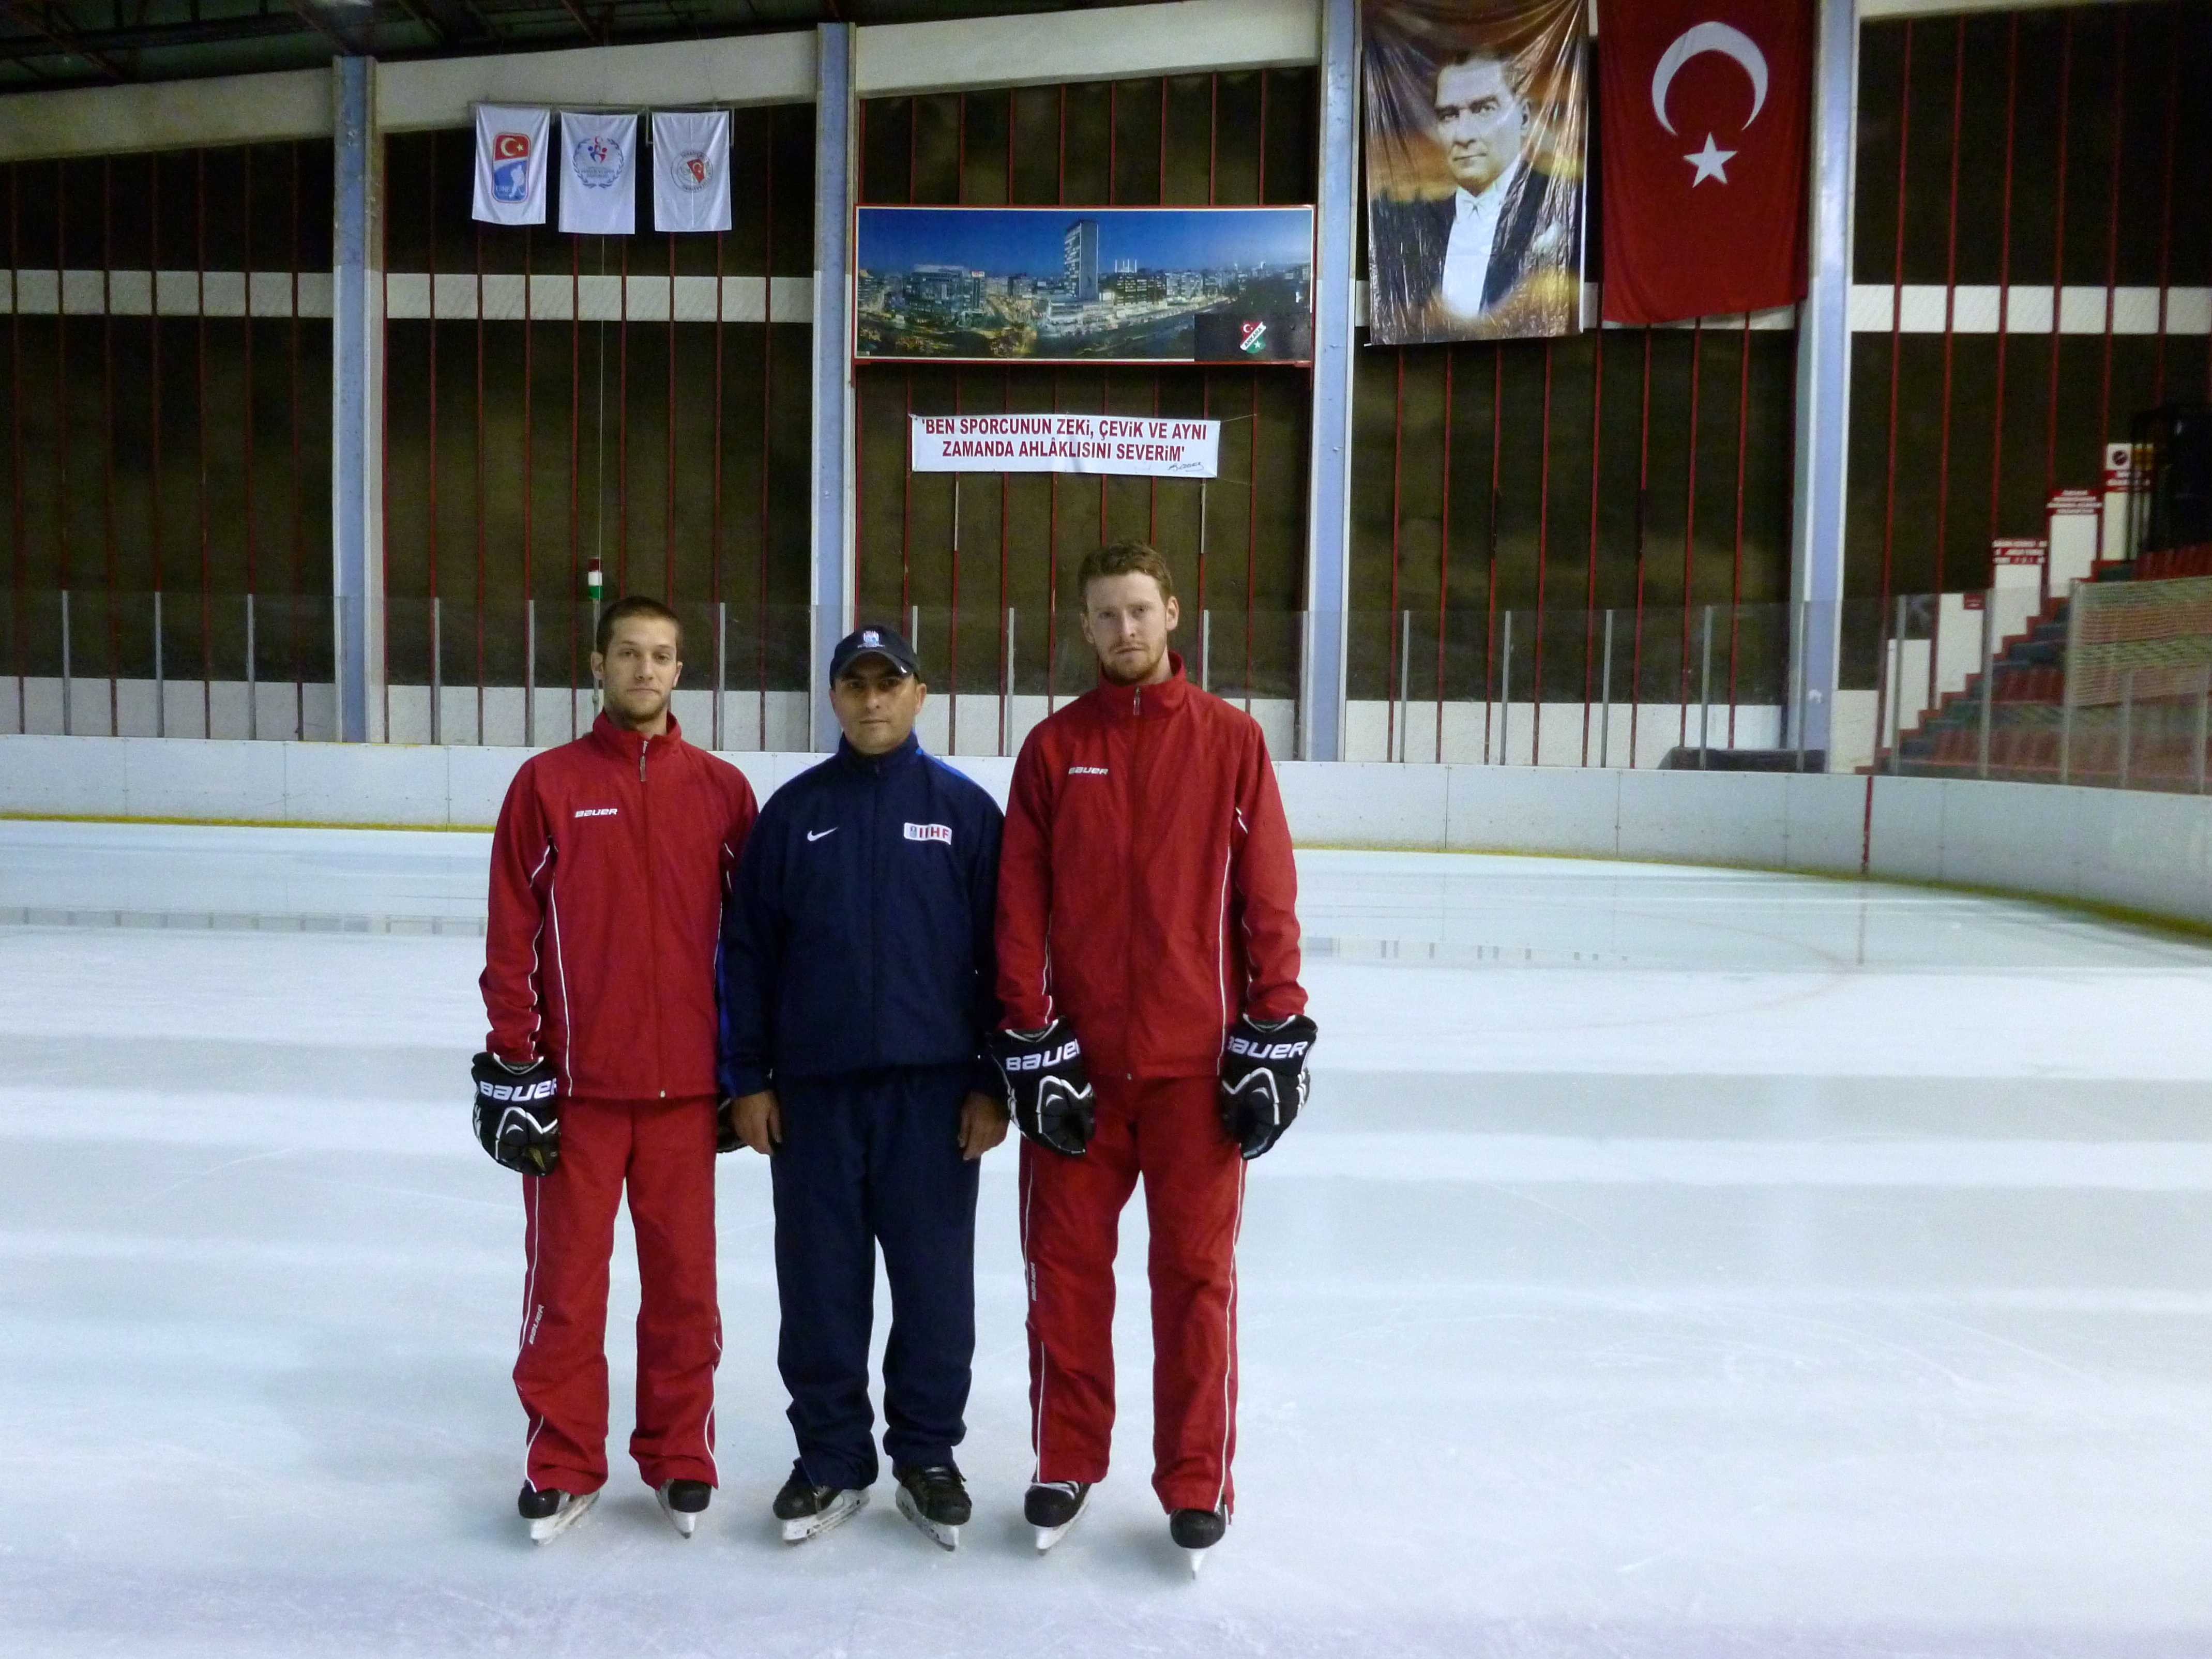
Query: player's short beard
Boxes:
[
  {"xmin": 603, "ymin": 681, "xmax": 671, "ymax": 726},
  {"xmin": 1096, "ymin": 636, "xmax": 1166, "ymax": 687}
]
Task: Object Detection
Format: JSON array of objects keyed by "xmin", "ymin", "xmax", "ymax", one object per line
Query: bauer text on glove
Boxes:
[
  {"xmin": 472, "ymin": 1052, "xmax": 561, "ymax": 1176},
  {"xmin": 1218, "ymin": 1013, "xmax": 1315, "ymax": 1160},
  {"xmin": 987, "ymin": 1021, "xmax": 1095, "ymax": 1156}
]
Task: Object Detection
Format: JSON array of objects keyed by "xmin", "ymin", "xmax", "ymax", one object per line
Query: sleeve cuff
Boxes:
[{"xmin": 721, "ymin": 1063, "xmax": 770, "ymax": 1100}]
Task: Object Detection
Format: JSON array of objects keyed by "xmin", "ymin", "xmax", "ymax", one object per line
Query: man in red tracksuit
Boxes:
[
  {"xmin": 477, "ymin": 595, "xmax": 757, "ymax": 1544},
  {"xmin": 991, "ymin": 541, "xmax": 1315, "ymax": 1572}
]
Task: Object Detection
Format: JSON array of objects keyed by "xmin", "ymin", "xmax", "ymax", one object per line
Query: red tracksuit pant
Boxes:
[
  {"xmin": 1019, "ymin": 1073, "xmax": 1246, "ymax": 1515},
  {"xmin": 515, "ymin": 1095, "xmax": 720, "ymax": 1496}
]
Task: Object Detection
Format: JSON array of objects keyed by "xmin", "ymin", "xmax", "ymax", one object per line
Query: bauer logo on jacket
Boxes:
[
  {"xmin": 1068, "ymin": 765, "xmax": 1110, "ymax": 776},
  {"xmin": 904, "ymin": 822, "xmax": 952, "ymax": 844},
  {"xmin": 574, "ymin": 806, "xmax": 618, "ymax": 818}
]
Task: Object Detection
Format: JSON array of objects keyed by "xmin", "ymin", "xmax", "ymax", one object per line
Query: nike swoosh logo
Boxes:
[{"xmin": 807, "ymin": 828, "xmax": 837, "ymax": 842}]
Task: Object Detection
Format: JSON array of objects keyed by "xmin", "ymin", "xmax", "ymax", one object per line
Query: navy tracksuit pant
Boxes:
[{"xmin": 771, "ymin": 1061, "xmax": 979, "ymax": 1490}]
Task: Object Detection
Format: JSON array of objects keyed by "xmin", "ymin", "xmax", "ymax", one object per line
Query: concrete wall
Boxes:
[
  {"xmin": 0, "ymin": 0, "xmax": 1320, "ymax": 165},
  {"xmin": 853, "ymin": 0, "xmax": 1319, "ymax": 96},
  {"xmin": 0, "ymin": 68, "xmax": 333, "ymax": 161},
  {"xmin": 8, "ymin": 735, "xmax": 2212, "ymax": 929}
]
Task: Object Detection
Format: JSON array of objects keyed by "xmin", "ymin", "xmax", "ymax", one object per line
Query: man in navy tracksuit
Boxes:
[{"xmin": 719, "ymin": 625, "xmax": 1008, "ymax": 1551}]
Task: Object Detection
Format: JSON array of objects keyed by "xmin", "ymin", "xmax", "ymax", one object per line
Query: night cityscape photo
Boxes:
[{"xmin": 854, "ymin": 205, "xmax": 1315, "ymax": 363}]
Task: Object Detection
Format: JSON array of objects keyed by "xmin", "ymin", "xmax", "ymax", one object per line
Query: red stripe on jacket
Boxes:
[
  {"xmin": 483, "ymin": 712, "xmax": 758, "ymax": 1101},
  {"xmin": 995, "ymin": 655, "xmax": 1305, "ymax": 1079}
]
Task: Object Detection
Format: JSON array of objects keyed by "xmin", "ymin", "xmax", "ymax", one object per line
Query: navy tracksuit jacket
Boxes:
[{"xmin": 717, "ymin": 733, "xmax": 1003, "ymax": 1487}]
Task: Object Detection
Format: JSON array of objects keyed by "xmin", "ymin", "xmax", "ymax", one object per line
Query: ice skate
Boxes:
[
  {"xmin": 893, "ymin": 1463, "xmax": 971, "ymax": 1553},
  {"xmin": 1024, "ymin": 1481, "xmax": 1093, "ymax": 1553},
  {"xmin": 1169, "ymin": 1506, "xmax": 1225, "ymax": 1576},
  {"xmin": 519, "ymin": 1484, "xmax": 598, "ymax": 1545},
  {"xmin": 772, "ymin": 1461, "xmax": 867, "ymax": 1544},
  {"xmin": 655, "ymin": 1479, "xmax": 710, "ymax": 1538}
]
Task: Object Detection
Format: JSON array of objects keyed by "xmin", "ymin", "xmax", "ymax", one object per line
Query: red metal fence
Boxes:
[
  {"xmin": 1, "ymin": 142, "xmax": 335, "ymax": 738},
  {"xmin": 378, "ymin": 106, "xmax": 815, "ymax": 749},
  {"xmin": 853, "ymin": 71, "xmax": 1317, "ymax": 755}
]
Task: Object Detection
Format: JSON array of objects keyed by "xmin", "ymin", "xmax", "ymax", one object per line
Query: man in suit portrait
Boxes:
[{"xmin": 1369, "ymin": 50, "xmax": 1572, "ymax": 342}]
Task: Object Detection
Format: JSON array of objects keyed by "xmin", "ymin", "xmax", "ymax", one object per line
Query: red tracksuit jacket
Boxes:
[
  {"xmin": 996, "ymin": 655, "xmax": 1305, "ymax": 1079},
  {"xmin": 483, "ymin": 713, "xmax": 758, "ymax": 1101}
]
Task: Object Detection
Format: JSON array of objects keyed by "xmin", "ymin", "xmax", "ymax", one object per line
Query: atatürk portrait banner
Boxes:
[{"xmin": 1362, "ymin": 0, "xmax": 1587, "ymax": 345}]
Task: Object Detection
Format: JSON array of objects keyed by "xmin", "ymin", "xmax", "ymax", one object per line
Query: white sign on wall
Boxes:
[
  {"xmin": 650, "ymin": 110, "xmax": 732, "ymax": 234},
  {"xmin": 558, "ymin": 111, "xmax": 638, "ymax": 237},
  {"xmin": 910, "ymin": 413, "xmax": 1220, "ymax": 478},
  {"xmin": 471, "ymin": 105, "xmax": 549, "ymax": 226}
]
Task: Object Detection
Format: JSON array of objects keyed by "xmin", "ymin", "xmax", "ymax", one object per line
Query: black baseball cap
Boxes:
[{"xmin": 829, "ymin": 624, "xmax": 920, "ymax": 683}]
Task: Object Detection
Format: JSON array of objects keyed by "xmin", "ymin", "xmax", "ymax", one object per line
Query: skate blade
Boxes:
[
  {"xmin": 1183, "ymin": 1545, "xmax": 1209, "ymax": 1578},
  {"xmin": 1032, "ymin": 1491, "xmax": 1092, "ymax": 1553},
  {"xmin": 655, "ymin": 1487, "xmax": 699, "ymax": 1539},
  {"xmin": 527, "ymin": 1489, "xmax": 598, "ymax": 1545},
  {"xmin": 894, "ymin": 1485, "xmax": 961, "ymax": 1553},
  {"xmin": 780, "ymin": 1488, "xmax": 865, "ymax": 1544}
]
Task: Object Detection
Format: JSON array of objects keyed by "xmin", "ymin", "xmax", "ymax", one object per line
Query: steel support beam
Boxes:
[
  {"xmin": 1788, "ymin": 0, "xmax": 1858, "ymax": 766},
  {"xmin": 1299, "ymin": 0, "xmax": 1356, "ymax": 761},
  {"xmin": 809, "ymin": 21, "xmax": 855, "ymax": 753},
  {"xmin": 331, "ymin": 55, "xmax": 381, "ymax": 743}
]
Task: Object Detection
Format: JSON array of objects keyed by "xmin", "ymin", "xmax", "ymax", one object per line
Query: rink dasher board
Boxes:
[{"xmin": 0, "ymin": 906, "xmax": 485, "ymax": 936}]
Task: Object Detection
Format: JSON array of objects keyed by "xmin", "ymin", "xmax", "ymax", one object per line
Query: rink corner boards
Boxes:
[{"xmin": 0, "ymin": 810, "xmax": 499, "ymax": 835}]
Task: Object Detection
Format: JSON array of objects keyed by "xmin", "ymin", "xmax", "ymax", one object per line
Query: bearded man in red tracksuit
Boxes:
[
  {"xmin": 476, "ymin": 595, "xmax": 757, "ymax": 1545},
  {"xmin": 990, "ymin": 541, "xmax": 1315, "ymax": 1573}
]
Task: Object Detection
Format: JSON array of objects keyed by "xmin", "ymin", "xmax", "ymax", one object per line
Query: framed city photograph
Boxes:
[{"xmin": 853, "ymin": 204, "xmax": 1316, "ymax": 365}]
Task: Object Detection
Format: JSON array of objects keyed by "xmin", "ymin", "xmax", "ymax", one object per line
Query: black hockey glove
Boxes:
[
  {"xmin": 472, "ymin": 1052, "xmax": 561, "ymax": 1176},
  {"xmin": 1218, "ymin": 1013, "xmax": 1316, "ymax": 1161},
  {"xmin": 987, "ymin": 1021, "xmax": 1095, "ymax": 1156}
]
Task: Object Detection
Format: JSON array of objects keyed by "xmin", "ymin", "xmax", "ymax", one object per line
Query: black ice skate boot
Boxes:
[
  {"xmin": 655, "ymin": 1479, "xmax": 711, "ymax": 1538},
  {"xmin": 1023, "ymin": 1481, "xmax": 1093, "ymax": 1553},
  {"xmin": 772, "ymin": 1460, "xmax": 867, "ymax": 1544},
  {"xmin": 1169, "ymin": 1506, "xmax": 1226, "ymax": 1576},
  {"xmin": 518, "ymin": 1483, "xmax": 598, "ymax": 1545},
  {"xmin": 893, "ymin": 1463, "xmax": 971, "ymax": 1552}
]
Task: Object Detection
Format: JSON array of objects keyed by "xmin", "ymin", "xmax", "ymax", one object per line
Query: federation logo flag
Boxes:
[
  {"xmin": 472, "ymin": 104, "xmax": 549, "ymax": 226},
  {"xmin": 650, "ymin": 110, "xmax": 732, "ymax": 234},
  {"xmin": 558, "ymin": 110, "xmax": 639, "ymax": 236},
  {"xmin": 1596, "ymin": 0, "xmax": 1813, "ymax": 324}
]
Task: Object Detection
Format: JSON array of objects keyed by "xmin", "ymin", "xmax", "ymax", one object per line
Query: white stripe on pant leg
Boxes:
[
  {"xmin": 1214, "ymin": 1156, "xmax": 1248, "ymax": 1516},
  {"xmin": 521, "ymin": 1175, "xmax": 544, "ymax": 1488},
  {"xmin": 1022, "ymin": 1149, "xmax": 1049, "ymax": 1482},
  {"xmin": 704, "ymin": 1302, "xmax": 723, "ymax": 1483}
]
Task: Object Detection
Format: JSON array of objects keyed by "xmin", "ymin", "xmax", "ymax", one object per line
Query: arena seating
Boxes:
[{"xmin": 1876, "ymin": 543, "xmax": 2212, "ymax": 787}]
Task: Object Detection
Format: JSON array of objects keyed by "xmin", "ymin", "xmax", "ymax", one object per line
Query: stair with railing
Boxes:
[{"xmin": 1871, "ymin": 548, "xmax": 2212, "ymax": 785}]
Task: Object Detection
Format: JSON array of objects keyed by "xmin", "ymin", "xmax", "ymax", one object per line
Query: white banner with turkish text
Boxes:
[
  {"xmin": 910, "ymin": 413, "xmax": 1219, "ymax": 478},
  {"xmin": 558, "ymin": 111, "xmax": 638, "ymax": 236},
  {"xmin": 472, "ymin": 105, "xmax": 549, "ymax": 226},
  {"xmin": 650, "ymin": 110, "xmax": 732, "ymax": 233}
]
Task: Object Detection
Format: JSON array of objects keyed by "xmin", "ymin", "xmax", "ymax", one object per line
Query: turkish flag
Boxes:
[{"xmin": 1597, "ymin": 0, "xmax": 1813, "ymax": 324}]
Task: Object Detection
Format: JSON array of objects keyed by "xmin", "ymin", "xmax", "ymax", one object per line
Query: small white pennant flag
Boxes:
[
  {"xmin": 472, "ymin": 104, "xmax": 548, "ymax": 226},
  {"xmin": 650, "ymin": 110, "xmax": 732, "ymax": 234},
  {"xmin": 558, "ymin": 110, "xmax": 639, "ymax": 236}
]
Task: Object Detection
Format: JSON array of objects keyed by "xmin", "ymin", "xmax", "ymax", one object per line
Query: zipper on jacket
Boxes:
[
  {"xmin": 871, "ymin": 761, "xmax": 884, "ymax": 1067},
  {"xmin": 641, "ymin": 734, "xmax": 663, "ymax": 1097},
  {"xmin": 1123, "ymin": 687, "xmax": 1142, "ymax": 1079}
]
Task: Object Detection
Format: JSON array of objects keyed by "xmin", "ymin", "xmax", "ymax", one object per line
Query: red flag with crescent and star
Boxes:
[{"xmin": 1596, "ymin": 0, "xmax": 1813, "ymax": 324}]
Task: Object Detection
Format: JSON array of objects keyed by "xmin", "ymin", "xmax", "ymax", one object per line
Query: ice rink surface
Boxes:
[{"xmin": 6, "ymin": 818, "xmax": 2212, "ymax": 1657}]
